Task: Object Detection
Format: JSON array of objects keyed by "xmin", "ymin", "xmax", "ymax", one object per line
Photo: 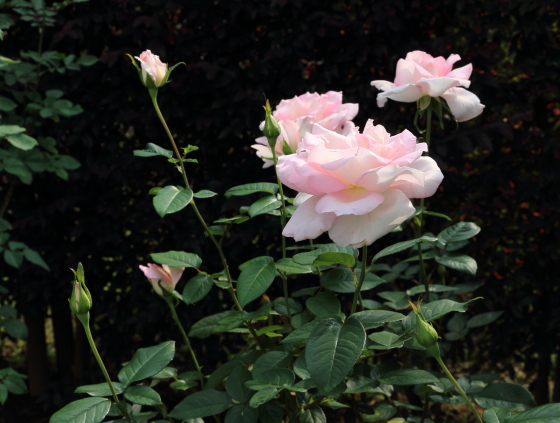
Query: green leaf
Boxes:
[
  {"xmin": 237, "ymin": 259, "xmax": 277, "ymax": 307},
  {"xmin": 205, "ymin": 360, "xmax": 244, "ymax": 390},
  {"xmin": 0, "ymin": 305, "xmax": 16, "ymax": 317},
  {"xmin": 193, "ymin": 190, "xmax": 217, "ymax": 198},
  {"xmin": 368, "ymin": 331, "xmax": 404, "ymax": 349},
  {"xmin": 345, "ymin": 375, "xmax": 379, "ymax": 394},
  {"xmin": 248, "ymin": 196, "xmax": 281, "ymax": 218},
  {"xmin": 225, "ymin": 367, "xmax": 253, "ymax": 403},
  {"xmin": 133, "ymin": 143, "xmax": 173, "ymax": 158},
  {"xmin": 5, "ymin": 133, "xmax": 37, "ymax": 150},
  {"xmin": 23, "ymin": 248, "xmax": 50, "ymax": 270},
  {"xmin": 351, "ymin": 310, "xmax": 406, "ymax": 330},
  {"xmin": 49, "ymin": 397, "xmax": 111, "ymax": 423},
  {"xmin": 4, "ymin": 249, "xmax": 21, "ymax": 268},
  {"xmin": 4, "ymin": 318, "xmax": 27, "ymax": 339},
  {"xmin": 151, "ymin": 250, "xmax": 202, "ymax": 269},
  {"xmin": 188, "ymin": 311, "xmax": 230, "ymax": 338},
  {"xmin": 224, "ymin": 183, "xmax": 278, "ymax": 197},
  {"xmin": 53, "ymin": 155, "xmax": 80, "ymax": 170},
  {"xmin": 169, "ymin": 389, "xmax": 232, "ymax": 419},
  {"xmin": 153, "ymin": 186, "xmax": 193, "ymax": 217},
  {"xmin": 0, "ymin": 218, "xmax": 12, "ymax": 232},
  {"xmin": 0, "ymin": 97, "xmax": 17, "ymax": 111},
  {"xmin": 182, "ymin": 274, "xmax": 213, "ymax": 304},
  {"xmin": 123, "ymin": 385, "xmax": 161, "ymax": 406},
  {"xmin": 378, "ymin": 369, "xmax": 439, "ymax": 385},
  {"xmin": 372, "ymin": 237, "xmax": 439, "ymax": 262},
  {"xmin": 249, "ymin": 387, "xmax": 278, "ymax": 408},
  {"xmin": 225, "ymin": 404, "xmax": 258, "ymax": 423},
  {"xmin": 275, "ymin": 258, "xmax": 312, "ymax": 274},
  {"xmin": 474, "ymin": 383, "xmax": 536, "ymax": 411},
  {"xmin": 306, "ymin": 292, "xmax": 341, "ymax": 317},
  {"xmin": 258, "ymin": 404, "xmax": 284, "ymax": 423},
  {"xmin": 312, "ymin": 252, "xmax": 356, "ymax": 268},
  {"xmin": 252, "ymin": 351, "xmax": 291, "ymax": 379},
  {"xmin": 74, "ymin": 382, "xmax": 124, "ymax": 397},
  {"xmin": 272, "ymin": 298, "xmax": 302, "ymax": 315},
  {"xmin": 300, "ymin": 407, "xmax": 327, "ymax": 423},
  {"xmin": 293, "ymin": 244, "xmax": 358, "ymax": 266},
  {"xmin": 362, "ymin": 402, "xmax": 397, "ymax": 422},
  {"xmin": 0, "ymin": 383, "xmax": 6, "ymax": 405},
  {"xmin": 467, "ymin": 311, "xmax": 504, "ymax": 329},
  {"xmin": 406, "ymin": 284, "xmax": 457, "ymax": 296},
  {"xmin": 4, "ymin": 375, "xmax": 26, "ymax": 394},
  {"xmin": 0, "ymin": 125, "xmax": 25, "ymax": 137},
  {"xmin": 77, "ymin": 55, "xmax": 98, "ymax": 66},
  {"xmin": 483, "ymin": 407, "xmax": 511, "ymax": 423},
  {"xmin": 436, "ymin": 254, "xmax": 477, "ymax": 275},
  {"xmin": 252, "ymin": 369, "xmax": 294, "ymax": 388},
  {"xmin": 306, "ymin": 317, "xmax": 366, "ymax": 393},
  {"xmin": 437, "ymin": 221, "xmax": 481, "ymax": 244},
  {"xmin": 421, "ymin": 298, "xmax": 481, "ymax": 322},
  {"xmin": 320, "ymin": 268, "xmax": 386, "ymax": 293},
  {"xmin": 282, "ymin": 318, "xmax": 325, "ymax": 344},
  {"xmin": 117, "ymin": 341, "xmax": 175, "ymax": 388},
  {"xmin": 422, "ymin": 210, "xmax": 452, "ymax": 221},
  {"xmin": 505, "ymin": 403, "xmax": 560, "ymax": 423}
]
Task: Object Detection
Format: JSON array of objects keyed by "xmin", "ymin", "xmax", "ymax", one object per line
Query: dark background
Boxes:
[{"xmin": 1, "ymin": 0, "xmax": 559, "ymax": 421}]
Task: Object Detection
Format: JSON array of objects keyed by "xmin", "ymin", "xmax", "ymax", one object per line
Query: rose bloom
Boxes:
[
  {"xmin": 135, "ymin": 50, "xmax": 168, "ymax": 87},
  {"xmin": 139, "ymin": 263, "xmax": 184, "ymax": 295},
  {"xmin": 252, "ymin": 91, "xmax": 358, "ymax": 168},
  {"xmin": 277, "ymin": 121, "xmax": 443, "ymax": 248},
  {"xmin": 371, "ymin": 51, "xmax": 484, "ymax": 122}
]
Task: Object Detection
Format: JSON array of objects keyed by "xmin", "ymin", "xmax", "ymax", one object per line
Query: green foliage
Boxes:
[{"xmin": 117, "ymin": 341, "xmax": 175, "ymax": 388}]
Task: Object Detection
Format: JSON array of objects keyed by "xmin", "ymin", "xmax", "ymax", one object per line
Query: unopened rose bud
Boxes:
[
  {"xmin": 409, "ymin": 300, "xmax": 441, "ymax": 358},
  {"xmin": 69, "ymin": 263, "xmax": 92, "ymax": 318},
  {"xmin": 262, "ymin": 100, "xmax": 282, "ymax": 150}
]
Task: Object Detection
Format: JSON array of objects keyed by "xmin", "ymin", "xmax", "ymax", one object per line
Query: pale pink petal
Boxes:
[
  {"xmin": 370, "ymin": 80, "xmax": 396, "ymax": 92},
  {"xmin": 356, "ymin": 164, "xmax": 415, "ymax": 193},
  {"xmin": 163, "ymin": 265, "xmax": 185, "ymax": 288},
  {"xmin": 446, "ymin": 63, "xmax": 472, "ymax": 81},
  {"xmin": 394, "ymin": 58, "xmax": 419, "ymax": 86},
  {"xmin": 307, "ymin": 172, "xmax": 351, "ymax": 194},
  {"xmin": 315, "ymin": 189, "xmax": 384, "ymax": 216},
  {"xmin": 294, "ymin": 192, "xmax": 313, "ymax": 206},
  {"xmin": 441, "ymin": 87, "xmax": 485, "ymax": 122},
  {"xmin": 390, "ymin": 157, "xmax": 443, "ymax": 198},
  {"xmin": 328, "ymin": 189, "xmax": 415, "ymax": 248},
  {"xmin": 309, "ymin": 126, "xmax": 354, "ymax": 150},
  {"xmin": 252, "ymin": 144, "xmax": 274, "ymax": 168},
  {"xmin": 416, "ymin": 77, "xmax": 463, "ymax": 97},
  {"xmin": 283, "ymin": 195, "xmax": 336, "ymax": 241},
  {"xmin": 375, "ymin": 84, "xmax": 424, "ymax": 107},
  {"xmin": 444, "ymin": 54, "xmax": 462, "ymax": 73}
]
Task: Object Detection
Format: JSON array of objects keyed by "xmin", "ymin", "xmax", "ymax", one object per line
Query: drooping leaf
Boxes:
[
  {"xmin": 224, "ymin": 183, "xmax": 278, "ymax": 197},
  {"xmin": 5, "ymin": 133, "xmax": 37, "ymax": 150},
  {"xmin": 183, "ymin": 274, "xmax": 213, "ymax": 304},
  {"xmin": 169, "ymin": 389, "xmax": 232, "ymax": 419},
  {"xmin": 467, "ymin": 311, "xmax": 504, "ymax": 329},
  {"xmin": 117, "ymin": 341, "xmax": 175, "ymax": 388},
  {"xmin": 248, "ymin": 196, "xmax": 281, "ymax": 218},
  {"xmin": 123, "ymin": 385, "xmax": 162, "ymax": 406},
  {"xmin": 237, "ymin": 259, "xmax": 277, "ymax": 307},
  {"xmin": 153, "ymin": 186, "xmax": 193, "ymax": 217},
  {"xmin": 188, "ymin": 312, "xmax": 231, "ymax": 338},
  {"xmin": 379, "ymin": 369, "xmax": 439, "ymax": 385},
  {"xmin": 74, "ymin": 382, "xmax": 124, "ymax": 397},
  {"xmin": 474, "ymin": 383, "xmax": 536, "ymax": 411},
  {"xmin": 151, "ymin": 250, "xmax": 202, "ymax": 269},
  {"xmin": 49, "ymin": 397, "xmax": 111, "ymax": 423},
  {"xmin": 306, "ymin": 318, "xmax": 366, "ymax": 393},
  {"xmin": 372, "ymin": 237, "xmax": 438, "ymax": 262},
  {"xmin": 437, "ymin": 222, "xmax": 481, "ymax": 244},
  {"xmin": 436, "ymin": 254, "xmax": 477, "ymax": 275}
]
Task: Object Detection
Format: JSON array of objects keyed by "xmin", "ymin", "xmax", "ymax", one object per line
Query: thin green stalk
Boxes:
[
  {"xmin": 165, "ymin": 298, "xmax": 205, "ymax": 388},
  {"xmin": 435, "ymin": 356, "xmax": 483, "ymax": 423},
  {"xmin": 271, "ymin": 147, "xmax": 292, "ymax": 320},
  {"xmin": 81, "ymin": 316, "xmax": 133, "ymax": 423},
  {"xmin": 350, "ymin": 245, "xmax": 368, "ymax": 315},
  {"xmin": 149, "ymin": 91, "xmax": 265, "ymax": 350}
]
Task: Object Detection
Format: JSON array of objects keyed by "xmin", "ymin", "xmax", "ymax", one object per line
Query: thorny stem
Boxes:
[
  {"xmin": 350, "ymin": 245, "xmax": 368, "ymax": 315},
  {"xmin": 165, "ymin": 298, "xmax": 205, "ymax": 388},
  {"xmin": 435, "ymin": 356, "xmax": 483, "ymax": 423},
  {"xmin": 81, "ymin": 316, "xmax": 133, "ymax": 423},
  {"xmin": 149, "ymin": 90, "xmax": 265, "ymax": 351},
  {"xmin": 271, "ymin": 146, "xmax": 292, "ymax": 320}
]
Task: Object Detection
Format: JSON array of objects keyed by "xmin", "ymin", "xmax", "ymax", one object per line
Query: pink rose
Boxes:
[
  {"xmin": 135, "ymin": 50, "xmax": 169, "ymax": 87},
  {"xmin": 252, "ymin": 91, "xmax": 358, "ymax": 168},
  {"xmin": 139, "ymin": 263, "xmax": 184, "ymax": 295},
  {"xmin": 371, "ymin": 51, "xmax": 484, "ymax": 122},
  {"xmin": 277, "ymin": 120, "xmax": 443, "ymax": 248}
]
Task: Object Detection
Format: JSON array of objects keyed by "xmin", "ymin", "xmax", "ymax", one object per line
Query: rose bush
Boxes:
[
  {"xmin": 277, "ymin": 120, "xmax": 444, "ymax": 247},
  {"xmin": 139, "ymin": 263, "xmax": 184, "ymax": 295},
  {"xmin": 252, "ymin": 91, "xmax": 358, "ymax": 167},
  {"xmin": 371, "ymin": 50, "xmax": 484, "ymax": 122}
]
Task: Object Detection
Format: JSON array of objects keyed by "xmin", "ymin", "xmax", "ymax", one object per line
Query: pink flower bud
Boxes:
[
  {"xmin": 134, "ymin": 50, "xmax": 169, "ymax": 88},
  {"xmin": 139, "ymin": 263, "xmax": 184, "ymax": 296}
]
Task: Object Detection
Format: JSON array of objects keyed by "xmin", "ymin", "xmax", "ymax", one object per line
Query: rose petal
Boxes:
[
  {"xmin": 282, "ymin": 195, "xmax": 336, "ymax": 241},
  {"xmin": 315, "ymin": 188, "xmax": 385, "ymax": 216},
  {"xmin": 375, "ymin": 84, "xmax": 424, "ymax": 107},
  {"xmin": 390, "ymin": 157, "xmax": 443, "ymax": 198},
  {"xmin": 328, "ymin": 189, "xmax": 415, "ymax": 248},
  {"xmin": 416, "ymin": 77, "xmax": 464, "ymax": 97},
  {"xmin": 441, "ymin": 87, "xmax": 485, "ymax": 122}
]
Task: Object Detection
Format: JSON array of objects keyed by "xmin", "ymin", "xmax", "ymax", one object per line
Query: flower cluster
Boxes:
[
  {"xmin": 252, "ymin": 91, "xmax": 358, "ymax": 167},
  {"xmin": 277, "ymin": 121, "xmax": 443, "ymax": 248},
  {"xmin": 371, "ymin": 50, "xmax": 484, "ymax": 122}
]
